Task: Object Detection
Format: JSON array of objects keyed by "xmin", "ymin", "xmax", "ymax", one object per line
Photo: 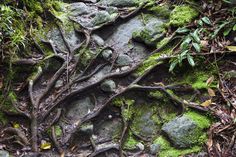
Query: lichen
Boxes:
[
  {"xmin": 169, "ymin": 5, "xmax": 199, "ymax": 27},
  {"xmin": 154, "ymin": 136, "xmax": 202, "ymax": 157}
]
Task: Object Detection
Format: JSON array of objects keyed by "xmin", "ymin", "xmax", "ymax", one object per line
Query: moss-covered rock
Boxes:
[
  {"xmin": 162, "ymin": 111, "xmax": 211, "ymax": 148},
  {"xmin": 132, "ymin": 15, "xmax": 166, "ymax": 46}
]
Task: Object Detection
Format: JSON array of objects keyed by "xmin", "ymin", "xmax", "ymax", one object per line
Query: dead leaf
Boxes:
[
  {"xmin": 208, "ymin": 88, "xmax": 216, "ymax": 97},
  {"xmin": 201, "ymin": 99, "xmax": 212, "ymax": 107},
  {"xmin": 206, "ymin": 76, "xmax": 214, "ymax": 86},
  {"xmin": 226, "ymin": 46, "xmax": 236, "ymax": 52}
]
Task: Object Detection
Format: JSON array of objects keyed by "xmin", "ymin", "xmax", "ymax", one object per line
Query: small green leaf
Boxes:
[
  {"xmin": 198, "ymin": 20, "xmax": 203, "ymax": 27},
  {"xmin": 192, "ymin": 42, "xmax": 201, "ymax": 53},
  {"xmin": 201, "ymin": 17, "xmax": 211, "ymax": 25},
  {"xmin": 180, "ymin": 37, "xmax": 192, "ymax": 49},
  {"xmin": 187, "ymin": 54, "xmax": 195, "ymax": 67},
  {"xmin": 233, "ymin": 24, "xmax": 236, "ymax": 31},
  {"xmin": 176, "ymin": 27, "xmax": 190, "ymax": 34},
  {"xmin": 223, "ymin": 27, "xmax": 232, "ymax": 36},
  {"xmin": 191, "ymin": 29, "xmax": 200, "ymax": 43},
  {"xmin": 169, "ymin": 60, "xmax": 178, "ymax": 72},
  {"xmin": 180, "ymin": 50, "xmax": 188, "ymax": 58}
]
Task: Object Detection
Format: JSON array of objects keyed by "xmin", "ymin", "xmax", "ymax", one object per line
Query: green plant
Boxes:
[{"xmin": 169, "ymin": 28, "xmax": 201, "ymax": 72}]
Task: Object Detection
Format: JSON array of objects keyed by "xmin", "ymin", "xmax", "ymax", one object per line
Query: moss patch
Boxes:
[
  {"xmin": 154, "ymin": 136, "xmax": 202, "ymax": 157},
  {"xmin": 181, "ymin": 70, "xmax": 217, "ymax": 89},
  {"xmin": 123, "ymin": 131, "xmax": 139, "ymax": 150},
  {"xmin": 169, "ymin": 5, "xmax": 199, "ymax": 27}
]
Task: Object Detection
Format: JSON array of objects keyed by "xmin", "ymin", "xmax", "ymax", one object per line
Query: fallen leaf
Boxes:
[
  {"xmin": 226, "ymin": 46, "xmax": 236, "ymax": 52},
  {"xmin": 206, "ymin": 76, "xmax": 214, "ymax": 86},
  {"xmin": 201, "ymin": 99, "xmax": 212, "ymax": 107},
  {"xmin": 40, "ymin": 142, "xmax": 51, "ymax": 150},
  {"xmin": 208, "ymin": 88, "xmax": 216, "ymax": 97}
]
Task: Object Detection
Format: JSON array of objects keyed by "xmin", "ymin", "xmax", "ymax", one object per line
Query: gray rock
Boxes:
[
  {"xmin": 136, "ymin": 142, "xmax": 145, "ymax": 151},
  {"xmin": 68, "ymin": 2, "xmax": 90, "ymax": 16},
  {"xmin": 91, "ymin": 11, "xmax": 111, "ymax": 26},
  {"xmin": 150, "ymin": 143, "xmax": 160, "ymax": 155},
  {"xmin": 80, "ymin": 123, "xmax": 94, "ymax": 135},
  {"xmin": 101, "ymin": 79, "xmax": 116, "ymax": 92},
  {"xmin": 99, "ymin": 0, "xmax": 140, "ymax": 7},
  {"xmin": 92, "ymin": 34, "xmax": 105, "ymax": 46},
  {"xmin": 116, "ymin": 54, "xmax": 132, "ymax": 66},
  {"xmin": 161, "ymin": 115, "xmax": 198, "ymax": 148},
  {"xmin": 66, "ymin": 97, "xmax": 94, "ymax": 120},
  {"xmin": 102, "ymin": 49, "xmax": 113, "ymax": 60},
  {"xmin": 55, "ymin": 80, "xmax": 63, "ymax": 88},
  {"xmin": 94, "ymin": 118, "xmax": 122, "ymax": 142},
  {"xmin": 0, "ymin": 150, "xmax": 9, "ymax": 157}
]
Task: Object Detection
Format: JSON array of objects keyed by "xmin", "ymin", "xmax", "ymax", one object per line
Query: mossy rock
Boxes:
[
  {"xmin": 132, "ymin": 16, "xmax": 166, "ymax": 46},
  {"xmin": 162, "ymin": 111, "xmax": 211, "ymax": 148}
]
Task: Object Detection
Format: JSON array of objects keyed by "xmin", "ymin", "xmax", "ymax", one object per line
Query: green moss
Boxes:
[
  {"xmin": 181, "ymin": 70, "xmax": 217, "ymax": 89},
  {"xmin": 169, "ymin": 5, "xmax": 199, "ymax": 27},
  {"xmin": 113, "ymin": 98, "xmax": 135, "ymax": 121},
  {"xmin": 123, "ymin": 131, "xmax": 139, "ymax": 150},
  {"xmin": 156, "ymin": 37, "xmax": 171, "ymax": 49},
  {"xmin": 55, "ymin": 125, "xmax": 62, "ymax": 137},
  {"xmin": 23, "ymin": 0, "xmax": 44, "ymax": 14},
  {"xmin": 154, "ymin": 136, "xmax": 202, "ymax": 157},
  {"xmin": 149, "ymin": 91, "xmax": 164, "ymax": 99},
  {"xmin": 135, "ymin": 46, "xmax": 172, "ymax": 76},
  {"xmin": 148, "ymin": 4, "xmax": 171, "ymax": 18},
  {"xmin": 185, "ymin": 111, "xmax": 211, "ymax": 129}
]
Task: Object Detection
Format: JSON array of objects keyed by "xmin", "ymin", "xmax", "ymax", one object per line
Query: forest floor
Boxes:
[{"xmin": 0, "ymin": 0, "xmax": 236, "ymax": 157}]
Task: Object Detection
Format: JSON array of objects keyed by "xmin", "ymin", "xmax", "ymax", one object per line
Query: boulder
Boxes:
[{"xmin": 162, "ymin": 115, "xmax": 200, "ymax": 148}]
